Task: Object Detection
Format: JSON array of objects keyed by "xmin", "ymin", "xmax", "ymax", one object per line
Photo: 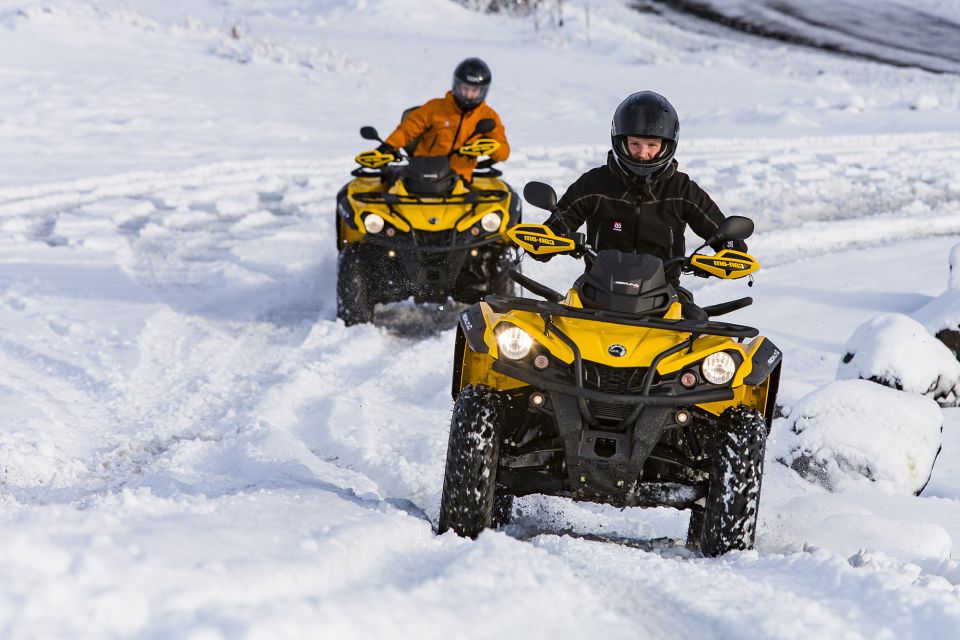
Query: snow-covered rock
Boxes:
[
  {"xmin": 949, "ymin": 243, "xmax": 960, "ymax": 290},
  {"xmin": 770, "ymin": 379, "xmax": 942, "ymax": 495},
  {"xmin": 913, "ymin": 288, "xmax": 960, "ymax": 361},
  {"xmin": 837, "ymin": 312, "xmax": 960, "ymax": 405}
]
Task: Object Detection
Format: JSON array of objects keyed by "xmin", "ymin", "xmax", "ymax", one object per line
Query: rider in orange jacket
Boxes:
[{"xmin": 379, "ymin": 58, "xmax": 510, "ymax": 181}]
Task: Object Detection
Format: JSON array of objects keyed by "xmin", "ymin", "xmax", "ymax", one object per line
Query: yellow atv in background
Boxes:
[
  {"xmin": 335, "ymin": 118, "xmax": 521, "ymax": 325},
  {"xmin": 438, "ymin": 181, "xmax": 782, "ymax": 556}
]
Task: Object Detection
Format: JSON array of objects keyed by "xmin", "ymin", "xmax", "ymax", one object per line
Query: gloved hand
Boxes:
[
  {"xmin": 376, "ymin": 143, "xmax": 398, "ymax": 159},
  {"xmin": 722, "ymin": 239, "xmax": 748, "ymax": 253},
  {"xmin": 526, "ymin": 250, "xmax": 553, "ymax": 263},
  {"xmin": 711, "ymin": 239, "xmax": 747, "ymax": 253}
]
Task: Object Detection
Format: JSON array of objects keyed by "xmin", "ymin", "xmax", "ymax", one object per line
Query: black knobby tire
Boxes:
[
  {"xmin": 492, "ymin": 494, "xmax": 514, "ymax": 528},
  {"xmin": 688, "ymin": 405, "xmax": 767, "ymax": 556},
  {"xmin": 438, "ymin": 385, "xmax": 505, "ymax": 538},
  {"xmin": 336, "ymin": 243, "xmax": 375, "ymax": 326}
]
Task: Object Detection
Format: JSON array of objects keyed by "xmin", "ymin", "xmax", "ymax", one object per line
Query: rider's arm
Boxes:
[
  {"xmin": 384, "ymin": 102, "xmax": 433, "ymax": 150},
  {"xmin": 679, "ymin": 177, "xmax": 728, "ymax": 245},
  {"xmin": 547, "ymin": 171, "xmax": 600, "ymax": 236},
  {"xmin": 681, "ymin": 178, "xmax": 749, "ymax": 251},
  {"xmin": 483, "ymin": 108, "xmax": 510, "ymax": 162}
]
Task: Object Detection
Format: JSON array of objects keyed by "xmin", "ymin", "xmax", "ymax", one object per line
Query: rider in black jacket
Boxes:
[{"xmin": 537, "ymin": 91, "xmax": 748, "ymax": 319}]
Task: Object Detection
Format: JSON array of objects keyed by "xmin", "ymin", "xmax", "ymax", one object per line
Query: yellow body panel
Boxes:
[
  {"xmin": 459, "ymin": 348, "xmax": 528, "ymax": 393},
  {"xmin": 343, "ymin": 174, "xmax": 513, "ymax": 239},
  {"xmin": 457, "ymin": 297, "xmax": 772, "ymax": 417}
]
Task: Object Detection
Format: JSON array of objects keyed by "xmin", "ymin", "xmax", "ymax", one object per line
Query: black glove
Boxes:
[
  {"xmin": 526, "ymin": 250, "xmax": 553, "ymax": 263},
  {"xmin": 722, "ymin": 239, "xmax": 748, "ymax": 253},
  {"xmin": 711, "ymin": 239, "xmax": 747, "ymax": 253},
  {"xmin": 376, "ymin": 143, "xmax": 397, "ymax": 157}
]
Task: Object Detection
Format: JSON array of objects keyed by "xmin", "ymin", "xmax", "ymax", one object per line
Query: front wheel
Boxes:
[
  {"xmin": 336, "ymin": 243, "xmax": 376, "ymax": 326},
  {"xmin": 687, "ymin": 405, "xmax": 767, "ymax": 556},
  {"xmin": 438, "ymin": 385, "xmax": 505, "ymax": 537}
]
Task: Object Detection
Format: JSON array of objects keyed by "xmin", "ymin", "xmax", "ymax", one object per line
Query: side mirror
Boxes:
[
  {"xmin": 717, "ymin": 216, "xmax": 754, "ymax": 242},
  {"xmin": 523, "ymin": 181, "xmax": 558, "ymax": 212},
  {"xmin": 706, "ymin": 215, "xmax": 754, "ymax": 246},
  {"xmin": 360, "ymin": 126, "xmax": 382, "ymax": 142},
  {"xmin": 473, "ymin": 118, "xmax": 495, "ymax": 135}
]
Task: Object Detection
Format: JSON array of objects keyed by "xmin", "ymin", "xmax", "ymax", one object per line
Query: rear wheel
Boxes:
[
  {"xmin": 336, "ymin": 243, "xmax": 376, "ymax": 326},
  {"xmin": 687, "ymin": 405, "xmax": 767, "ymax": 556},
  {"xmin": 438, "ymin": 385, "xmax": 505, "ymax": 537}
]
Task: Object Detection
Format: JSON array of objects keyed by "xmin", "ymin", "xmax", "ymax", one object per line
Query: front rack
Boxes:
[{"xmin": 352, "ymin": 189, "xmax": 509, "ymax": 206}]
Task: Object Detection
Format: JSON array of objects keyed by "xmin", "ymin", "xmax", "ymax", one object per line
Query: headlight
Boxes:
[
  {"xmin": 701, "ymin": 351, "xmax": 737, "ymax": 385},
  {"xmin": 496, "ymin": 324, "xmax": 533, "ymax": 360},
  {"xmin": 480, "ymin": 212, "xmax": 502, "ymax": 233},
  {"xmin": 363, "ymin": 213, "xmax": 385, "ymax": 234}
]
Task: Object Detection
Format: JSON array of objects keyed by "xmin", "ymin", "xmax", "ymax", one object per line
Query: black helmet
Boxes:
[
  {"xmin": 610, "ymin": 91, "xmax": 679, "ymax": 179},
  {"xmin": 452, "ymin": 57, "xmax": 491, "ymax": 111}
]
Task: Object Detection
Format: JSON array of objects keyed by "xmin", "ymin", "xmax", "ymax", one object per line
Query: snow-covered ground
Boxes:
[{"xmin": 2, "ymin": 0, "xmax": 960, "ymax": 637}]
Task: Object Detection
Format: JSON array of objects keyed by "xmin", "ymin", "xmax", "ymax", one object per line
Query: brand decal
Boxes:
[
  {"xmin": 522, "ymin": 234, "xmax": 554, "ymax": 245},
  {"xmin": 767, "ymin": 349, "xmax": 781, "ymax": 365},
  {"xmin": 461, "ymin": 312, "xmax": 473, "ymax": 331},
  {"xmin": 614, "ymin": 280, "xmax": 640, "ymax": 290},
  {"xmin": 608, "ymin": 344, "xmax": 627, "ymax": 357},
  {"xmin": 429, "ymin": 216, "xmax": 439, "ymax": 225}
]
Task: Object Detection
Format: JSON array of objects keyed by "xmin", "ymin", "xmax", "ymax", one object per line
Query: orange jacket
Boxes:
[{"xmin": 385, "ymin": 92, "xmax": 510, "ymax": 180}]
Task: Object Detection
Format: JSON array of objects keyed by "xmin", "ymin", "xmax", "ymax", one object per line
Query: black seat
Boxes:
[{"xmin": 400, "ymin": 105, "xmax": 422, "ymax": 156}]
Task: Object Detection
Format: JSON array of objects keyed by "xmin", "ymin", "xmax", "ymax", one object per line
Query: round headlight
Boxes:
[
  {"xmin": 701, "ymin": 351, "xmax": 737, "ymax": 385},
  {"xmin": 363, "ymin": 213, "xmax": 385, "ymax": 234},
  {"xmin": 496, "ymin": 324, "xmax": 533, "ymax": 360},
  {"xmin": 480, "ymin": 212, "xmax": 502, "ymax": 233}
]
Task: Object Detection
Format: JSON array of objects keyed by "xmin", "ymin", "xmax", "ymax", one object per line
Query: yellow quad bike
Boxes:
[
  {"xmin": 438, "ymin": 181, "xmax": 782, "ymax": 557},
  {"xmin": 334, "ymin": 118, "xmax": 521, "ymax": 325}
]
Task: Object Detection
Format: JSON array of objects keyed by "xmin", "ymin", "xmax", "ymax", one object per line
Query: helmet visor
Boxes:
[
  {"xmin": 453, "ymin": 78, "xmax": 489, "ymax": 108},
  {"xmin": 613, "ymin": 135, "xmax": 676, "ymax": 177}
]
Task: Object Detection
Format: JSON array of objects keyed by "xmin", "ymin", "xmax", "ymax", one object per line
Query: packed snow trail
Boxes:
[
  {"xmin": 2, "ymin": 141, "xmax": 960, "ymax": 636},
  {"xmin": 3, "ymin": 0, "xmax": 960, "ymax": 636}
]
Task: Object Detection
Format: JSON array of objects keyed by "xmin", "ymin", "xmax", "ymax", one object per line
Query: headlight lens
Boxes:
[
  {"xmin": 701, "ymin": 351, "xmax": 737, "ymax": 385},
  {"xmin": 480, "ymin": 212, "xmax": 502, "ymax": 232},
  {"xmin": 496, "ymin": 324, "xmax": 533, "ymax": 360},
  {"xmin": 363, "ymin": 213, "xmax": 385, "ymax": 234}
]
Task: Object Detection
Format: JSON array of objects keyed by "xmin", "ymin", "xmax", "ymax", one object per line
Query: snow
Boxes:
[
  {"xmin": 2, "ymin": 0, "xmax": 960, "ymax": 637},
  {"xmin": 769, "ymin": 379, "xmax": 943, "ymax": 495},
  {"xmin": 837, "ymin": 313, "xmax": 960, "ymax": 405}
]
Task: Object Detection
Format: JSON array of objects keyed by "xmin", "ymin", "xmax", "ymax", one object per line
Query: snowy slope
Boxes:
[{"xmin": 1, "ymin": 0, "xmax": 960, "ymax": 637}]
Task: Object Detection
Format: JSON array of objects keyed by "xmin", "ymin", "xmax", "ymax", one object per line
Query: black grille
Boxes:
[
  {"xmin": 414, "ymin": 229, "xmax": 456, "ymax": 247},
  {"xmin": 581, "ymin": 361, "xmax": 647, "ymax": 425}
]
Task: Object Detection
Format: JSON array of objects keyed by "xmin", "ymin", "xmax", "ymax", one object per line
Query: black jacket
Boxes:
[{"xmin": 547, "ymin": 152, "xmax": 727, "ymax": 283}]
